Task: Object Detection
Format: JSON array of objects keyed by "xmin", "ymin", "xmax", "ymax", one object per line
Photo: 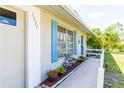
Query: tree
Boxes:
[
  {"xmin": 87, "ymin": 34, "xmax": 101, "ymax": 49},
  {"xmin": 87, "ymin": 23, "xmax": 121, "ymax": 51},
  {"xmin": 104, "ymin": 23, "xmax": 121, "ymax": 50},
  {"xmin": 87, "ymin": 28, "xmax": 102, "ymax": 49}
]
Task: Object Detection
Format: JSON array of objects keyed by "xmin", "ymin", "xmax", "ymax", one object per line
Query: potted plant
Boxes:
[
  {"xmin": 47, "ymin": 70, "xmax": 58, "ymax": 82},
  {"xmin": 56, "ymin": 67, "xmax": 66, "ymax": 76},
  {"xmin": 63, "ymin": 63, "xmax": 69, "ymax": 70},
  {"xmin": 76, "ymin": 56, "xmax": 85, "ymax": 63},
  {"xmin": 76, "ymin": 58, "xmax": 83, "ymax": 63},
  {"xmin": 79, "ymin": 56, "xmax": 85, "ymax": 59}
]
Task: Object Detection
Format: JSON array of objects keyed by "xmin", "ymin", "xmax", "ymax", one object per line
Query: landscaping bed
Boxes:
[{"xmin": 41, "ymin": 56, "xmax": 86, "ymax": 88}]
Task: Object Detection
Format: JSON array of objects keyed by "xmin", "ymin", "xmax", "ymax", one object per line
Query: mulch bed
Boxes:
[{"xmin": 41, "ymin": 62, "xmax": 83, "ymax": 88}]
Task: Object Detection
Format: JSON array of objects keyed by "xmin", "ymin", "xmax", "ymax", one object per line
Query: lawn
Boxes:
[{"xmin": 104, "ymin": 52, "xmax": 124, "ymax": 88}]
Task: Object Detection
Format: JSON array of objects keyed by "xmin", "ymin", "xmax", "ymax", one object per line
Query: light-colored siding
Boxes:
[
  {"xmin": 40, "ymin": 8, "xmax": 88, "ymax": 81},
  {"xmin": 0, "ymin": 5, "xmax": 25, "ymax": 88}
]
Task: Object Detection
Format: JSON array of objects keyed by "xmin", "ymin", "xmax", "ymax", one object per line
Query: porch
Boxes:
[
  {"xmin": 57, "ymin": 49, "xmax": 105, "ymax": 88},
  {"xmin": 40, "ymin": 49, "xmax": 105, "ymax": 88}
]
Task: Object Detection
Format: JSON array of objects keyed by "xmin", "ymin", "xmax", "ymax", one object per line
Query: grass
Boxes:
[{"xmin": 104, "ymin": 51, "xmax": 124, "ymax": 88}]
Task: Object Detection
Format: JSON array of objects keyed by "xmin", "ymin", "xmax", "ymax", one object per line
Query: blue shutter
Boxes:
[
  {"xmin": 51, "ymin": 20, "xmax": 58, "ymax": 63},
  {"xmin": 74, "ymin": 31, "xmax": 78, "ymax": 55}
]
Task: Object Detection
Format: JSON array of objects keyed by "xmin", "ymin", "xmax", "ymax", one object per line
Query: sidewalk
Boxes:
[{"xmin": 57, "ymin": 57, "xmax": 100, "ymax": 88}]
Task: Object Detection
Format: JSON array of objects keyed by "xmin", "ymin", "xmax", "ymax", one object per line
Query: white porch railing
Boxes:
[{"xmin": 86, "ymin": 48, "xmax": 105, "ymax": 88}]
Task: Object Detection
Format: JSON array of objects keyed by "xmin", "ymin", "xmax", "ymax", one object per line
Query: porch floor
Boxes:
[{"xmin": 57, "ymin": 57, "xmax": 100, "ymax": 88}]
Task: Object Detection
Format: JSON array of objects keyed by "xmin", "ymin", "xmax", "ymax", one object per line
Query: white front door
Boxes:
[{"xmin": 0, "ymin": 6, "xmax": 25, "ymax": 88}]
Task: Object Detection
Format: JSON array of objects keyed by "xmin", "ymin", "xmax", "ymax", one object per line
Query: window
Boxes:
[
  {"xmin": 67, "ymin": 30, "xmax": 73, "ymax": 55},
  {"xmin": 58, "ymin": 26, "xmax": 73, "ymax": 58},
  {"xmin": 58, "ymin": 26, "xmax": 66, "ymax": 58},
  {"xmin": 0, "ymin": 7, "xmax": 16, "ymax": 26}
]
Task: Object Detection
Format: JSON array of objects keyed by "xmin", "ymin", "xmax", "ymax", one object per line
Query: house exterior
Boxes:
[{"xmin": 0, "ymin": 5, "xmax": 94, "ymax": 88}]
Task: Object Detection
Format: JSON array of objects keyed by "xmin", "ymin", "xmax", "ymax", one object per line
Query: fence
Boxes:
[{"xmin": 86, "ymin": 48, "xmax": 105, "ymax": 88}]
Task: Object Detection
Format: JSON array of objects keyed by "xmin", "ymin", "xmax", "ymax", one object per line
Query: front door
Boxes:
[
  {"xmin": 0, "ymin": 6, "xmax": 25, "ymax": 88},
  {"xmin": 81, "ymin": 35, "xmax": 83, "ymax": 55}
]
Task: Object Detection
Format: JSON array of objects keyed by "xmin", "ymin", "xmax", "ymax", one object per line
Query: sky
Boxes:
[{"xmin": 71, "ymin": 5, "xmax": 124, "ymax": 30}]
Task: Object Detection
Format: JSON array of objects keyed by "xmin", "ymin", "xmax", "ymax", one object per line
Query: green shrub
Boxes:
[
  {"xmin": 56, "ymin": 67, "xmax": 66, "ymax": 75},
  {"xmin": 78, "ymin": 56, "xmax": 85, "ymax": 59},
  {"xmin": 119, "ymin": 44, "xmax": 124, "ymax": 52},
  {"xmin": 76, "ymin": 56, "xmax": 85, "ymax": 62},
  {"xmin": 76, "ymin": 58, "xmax": 83, "ymax": 62}
]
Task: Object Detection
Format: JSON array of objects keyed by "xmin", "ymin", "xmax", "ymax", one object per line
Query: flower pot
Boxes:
[{"xmin": 47, "ymin": 70, "xmax": 58, "ymax": 80}]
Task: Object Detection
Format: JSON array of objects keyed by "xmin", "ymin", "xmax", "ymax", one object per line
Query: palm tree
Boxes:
[{"xmin": 104, "ymin": 25, "xmax": 120, "ymax": 51}]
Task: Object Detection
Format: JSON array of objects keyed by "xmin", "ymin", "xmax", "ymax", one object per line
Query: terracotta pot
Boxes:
[{"xmin": 47, "ymin": 71, "xmax": 58, "ymax": 79}]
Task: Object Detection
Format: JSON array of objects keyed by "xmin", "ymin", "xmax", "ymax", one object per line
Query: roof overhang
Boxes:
[{"xmin": 39, "ymin": 5, "xmax": 95, "ymax": 35}]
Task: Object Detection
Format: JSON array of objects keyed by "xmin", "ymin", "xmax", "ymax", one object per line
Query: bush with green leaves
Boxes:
[
  {"xmin": 76, "ymin": 56, "xmax": 85, "ymax": 62},
  {"xmin": 56, "ymin": 67, "xmax": 66, "ymax": 75},
  {"xmin": 78, "ymin": 56, "xmax": 85, "ymax": 59},
  {"xmin": 119, "ymin": 44, "xmax": 124, "ymax": 52}
]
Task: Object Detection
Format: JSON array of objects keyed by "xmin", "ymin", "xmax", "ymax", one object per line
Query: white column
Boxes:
[
  {"xmin": 97, "ymin": 48, "xmax": 105, "ymax": 88},
  {"xmin": 16, "ymin": 6, "xmax": 41, "ymax": 88},
  {"xmin": 97, "ymin": 68, "xmax": 105, "ymax": 88}
]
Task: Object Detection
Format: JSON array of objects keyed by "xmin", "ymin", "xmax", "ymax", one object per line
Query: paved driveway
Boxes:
[{"xmin": 57, "ymin": 57, "xmax": 100, "ymax": 88}]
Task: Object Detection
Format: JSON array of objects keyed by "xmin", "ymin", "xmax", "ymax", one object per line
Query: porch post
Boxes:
[
  {"xmin": 97, "ymin": 68, "xmax": 105, "ymax": 88},
  {"xmin": 15, "ymin": 6, "xmax": 41, "ymax": 88},
  {"xmin": 97, "ymin": 49, "xmax": 105, "ymax": 88}
]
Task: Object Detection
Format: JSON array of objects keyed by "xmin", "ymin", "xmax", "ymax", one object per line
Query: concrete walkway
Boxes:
[{"xmin": 57, "ymin": 57, "xmax": 100, "ymax": 88}]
